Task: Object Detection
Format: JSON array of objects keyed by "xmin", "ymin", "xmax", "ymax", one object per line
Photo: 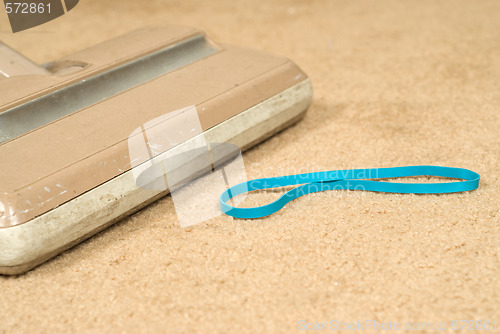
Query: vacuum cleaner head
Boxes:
[{"xmin": 0, "ymin": 26, "xmax": 312, "ymax": 274}]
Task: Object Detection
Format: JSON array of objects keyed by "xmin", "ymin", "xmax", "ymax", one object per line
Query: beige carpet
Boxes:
[{"xmin": 1, "ymin": 0, "xmax": 499, "ymax": 333}]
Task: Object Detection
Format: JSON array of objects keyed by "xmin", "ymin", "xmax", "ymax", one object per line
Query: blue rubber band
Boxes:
[{"xmin": 220, "ymin": 165, "xmax": 480, "ymax": 219}]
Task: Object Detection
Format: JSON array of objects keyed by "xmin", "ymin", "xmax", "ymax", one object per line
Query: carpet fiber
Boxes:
[{"xmin": 0, "ymin": 1, "xmax": 499, "ymax": 333}]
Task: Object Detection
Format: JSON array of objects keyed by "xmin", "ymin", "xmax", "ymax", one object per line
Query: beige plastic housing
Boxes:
[{"xmin": 0, "ymin": 26, "xmax": 313, "ymax": 275}]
